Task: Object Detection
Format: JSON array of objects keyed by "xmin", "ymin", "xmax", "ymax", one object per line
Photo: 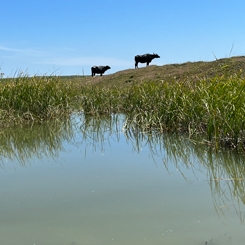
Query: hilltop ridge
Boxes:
[{"xmin": 66, "ymin": 56, "xmax": 245, "ymax": 87}]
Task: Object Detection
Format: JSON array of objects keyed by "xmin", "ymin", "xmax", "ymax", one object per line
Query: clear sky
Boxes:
[{"xmin": 1, "ymin": 0, "xmax": 245, "ymax": 77}]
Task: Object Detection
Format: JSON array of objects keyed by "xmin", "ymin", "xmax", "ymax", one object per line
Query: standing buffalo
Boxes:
[
  {"xmin": 91, "ymin": 65, "xmax": 111, "ymax": 77},
  {"xmin": 134, "ymin": 53, "xmax": 160, "ymax": 68}
]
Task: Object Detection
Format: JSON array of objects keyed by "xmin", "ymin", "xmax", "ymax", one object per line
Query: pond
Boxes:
[{"xmin": 0, "ymin": 114, "xmax": 245, "ymax": 245}]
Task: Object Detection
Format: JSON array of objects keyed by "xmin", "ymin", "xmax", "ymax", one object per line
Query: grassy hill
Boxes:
[{"xmin": 65, "ymin": 56, "xmax": 245, "ymax": 87}]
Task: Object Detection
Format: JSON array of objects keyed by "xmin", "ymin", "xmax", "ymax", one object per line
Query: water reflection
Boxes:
[
  {"xmin": 78, "ymin": 114, "xmax": 245, "ymax": 224},
  {"xmin": 1, "ymin": 113, "xmax": 245, "ymax": 224},
  {"xmin": 78, "ymin": 114, "xmax": 122, "ymax": 154},
  {"xmin": 0, "ymin": 118, "xmax": 74, "ymax": 164},
  {"xmin": 163, "ymin": 135, "xmax": 245, "ymax": 209}
]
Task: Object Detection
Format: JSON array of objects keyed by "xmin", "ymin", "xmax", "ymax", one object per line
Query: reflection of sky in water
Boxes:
[{"xmin": 0, "ymin": 114, "xmax": 245, "ymax": 245}]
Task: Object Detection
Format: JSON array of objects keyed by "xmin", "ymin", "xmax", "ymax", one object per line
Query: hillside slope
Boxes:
[{"xmin": 69, "ymin": 56, "xmax": 245, "ymax": 87}]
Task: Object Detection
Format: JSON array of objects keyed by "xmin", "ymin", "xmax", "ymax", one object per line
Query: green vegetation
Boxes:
[
  {"xmin": 1, "ymin": 56, "xmax": 245, "ymax": 150},
  {"xmin": 0, "ymin": 75, "xmax": 77, "ymax": 126},
  {"xmin": 78, "ymin": 74, "xmax": 245, "ymax": 151}
]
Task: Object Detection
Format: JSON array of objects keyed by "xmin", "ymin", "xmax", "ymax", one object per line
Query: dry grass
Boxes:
[{"xmin": 63, "ymin": 56, "xmax": 245, "ymax": 87}]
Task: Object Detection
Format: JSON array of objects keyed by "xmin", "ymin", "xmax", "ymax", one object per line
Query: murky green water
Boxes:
[{"xmin": 0, "ymin": 114, "xmax": 245, "ymax": 245}]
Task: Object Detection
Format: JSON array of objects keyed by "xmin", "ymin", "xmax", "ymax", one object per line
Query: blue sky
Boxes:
[{"xmin": 1, "ymin": 0, "xmax": 245, "ymax": 77}]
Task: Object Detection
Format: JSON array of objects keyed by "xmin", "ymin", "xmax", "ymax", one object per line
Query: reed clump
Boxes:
[
  {"xmin": 0, "ymin": 75, "xmax": 76, "ymax": 126},
  {"xmin": 78, "ymin": 74, "xmax": 245, "ymax": 150}
]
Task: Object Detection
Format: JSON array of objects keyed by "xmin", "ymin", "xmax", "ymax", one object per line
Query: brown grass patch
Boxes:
[{"xmin": 63, "ymin": 56, "xmax": 245, "ymax": 87}]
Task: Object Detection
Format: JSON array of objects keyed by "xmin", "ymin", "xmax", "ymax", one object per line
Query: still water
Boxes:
[{"xmin": 0, "ymin": 114, "xmax": 245, "ymax": 245}]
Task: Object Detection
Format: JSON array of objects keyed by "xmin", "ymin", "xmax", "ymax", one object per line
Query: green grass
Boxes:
[
  {"xmin": 0, "ymin": 75, "xmax": 77, "ymax": 126},
  {"xmin": 2, "ymin": 56, "xmax": 245, "ymax": 150},
  {"xmin": 76, "ymin": 74, "xmax": 245, "ymax": 151}
]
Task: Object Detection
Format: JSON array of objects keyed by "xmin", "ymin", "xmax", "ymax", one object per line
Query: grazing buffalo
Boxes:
[
  {"xmin": 91, "ymin": 65, "xmax": 111, "ymax": 77},
  {"xmin": 134, "ymin": 53, "xmax": 160, "ymax": 68}
]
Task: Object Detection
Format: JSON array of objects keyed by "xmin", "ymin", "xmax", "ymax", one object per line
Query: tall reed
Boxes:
[
  {"xmin": 0, "ymin": 75, "xmax": 75, "ymax": 126},
  {"xmin": 78, "ymin": 75, "xmax": 245, "ymax": 149}
]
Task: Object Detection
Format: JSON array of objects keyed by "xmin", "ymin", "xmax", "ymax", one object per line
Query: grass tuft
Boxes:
[{"xmin": 0, "ymin": 75, "xmax": 76, "ymax": 126}]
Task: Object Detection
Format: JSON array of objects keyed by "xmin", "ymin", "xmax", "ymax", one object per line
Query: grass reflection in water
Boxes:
[
  {"xmin": 1, "ymin": 113, "xmax": 245, "ymax": 225},
  {"xmin": 78, "ymin": 114, "xmax": 245, "ymax": 224},
  {"xmin": 0, "ymin": 117, "xmax": 74, "ymax": 164}
]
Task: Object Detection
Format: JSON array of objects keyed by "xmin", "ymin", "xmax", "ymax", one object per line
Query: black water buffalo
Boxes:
[
  {"xmin": 91, "ymin": 65, "xmax": 111, "ymax": 77},
  {"xmin": 134, "ymin": 53, "xmax": 160, "ymax": 68}
]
